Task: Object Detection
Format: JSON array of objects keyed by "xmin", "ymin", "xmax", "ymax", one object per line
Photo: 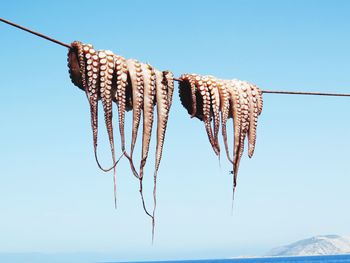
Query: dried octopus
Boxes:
[
  {"xmin": 68, "ymin": 41, "xmax": 174, "ymax": 239},
  {"xmin": 68, "ymin": 41, "xmax": 263, "ymax": 239},
  {"xmin": 178, "ymin": 74, "xmax": 263, "ymax": 201}
]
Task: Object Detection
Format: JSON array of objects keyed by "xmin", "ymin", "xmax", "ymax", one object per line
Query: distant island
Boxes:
[{"xmin": 266, "ymin": 235, "xmax": 350, "ymax": 256}]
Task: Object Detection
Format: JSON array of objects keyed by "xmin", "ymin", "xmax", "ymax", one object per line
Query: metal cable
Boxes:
[{"xmin": 1, "ymin": 17, "xmax": 350, "ymax": 97}]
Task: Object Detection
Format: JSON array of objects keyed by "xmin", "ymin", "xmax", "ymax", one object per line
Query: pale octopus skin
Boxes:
[
  {"xmin": 178, "ymin": 74, "xmax": 263, "ymax": 198},
  {"xmin": 68, "ymin": 41, "xmax": 175, "ymax": 236}
]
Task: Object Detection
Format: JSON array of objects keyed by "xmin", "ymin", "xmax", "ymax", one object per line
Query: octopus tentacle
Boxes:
[
  {"xmin": 247, "ymin": 83, "xmax": 259, "ymax": 158},
  {"xmin": 218, "ymin": 80, "xmax": 232, "ymax": 164},
  {"xmin": 139, "ymin": 63, "xmax": 156, "ymax": 179},
  {"xmin": 121, "ymin": 59, "xmax": 144, "ymax": 179},
  {"xmin": 154, "ymin": 70, "xmax": 169, "ymax": 179},
  {"xmin": 130, "ymin": 60, "xmax": 144, "ymax": 158},
  {"xmin": 112, "ymin": 55, "xmax": 139, "ymax": 179},
  {"xmin": 198, "ymin": 76, "xmax": 219, "ymax": 156},
  {"xmin": 233, "ymin": 81, "xmax": 250, "ymax": 190},
  {"xmin": 188, "ymin": 74, "xmax": 198, "ymax": 117},
  {"xmin": 153, "ymin": 70, "xmax": 174, "ymax": 172},
  {"xmin": 256, "ymin": 86, "xmax": 264, "ymax": 116},
  {"xmin": 113, "ymin": 55, "xmax": 129, "ymax": 154},
  {"xmin": 164, "ymin": 70, "xmax": 175, "ymax": 110},
  {"xmin": 152, "ymin": 70, "xmax": 174, "ymax": 242},
  {"xmin": 206, "ymin": 76, "xmax": 221, "ymax": 155},
  {"xmin": 226, "ymin": 80, "xmax": 242, "ymax": 199},
  {"xmin": 98, "ymin": 50, "xmax": 119, "ymax": 207},
  {"xmin": 81, "ymin": 46, "xmax": 105, "ymax": 171}
]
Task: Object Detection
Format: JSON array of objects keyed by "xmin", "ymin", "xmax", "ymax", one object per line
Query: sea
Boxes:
[
  {"xmin": 137, "ymin": 255, "xmax": 350, "ymax": 263},
  {"xmin": 1, "ymin": 254, "xmax": 350, "ymax": 263}
]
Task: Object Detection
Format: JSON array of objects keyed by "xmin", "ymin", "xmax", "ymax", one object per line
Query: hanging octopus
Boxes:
[
  {"xmin": 67, "ymin": 41, "xmax": 174, "ymax": 239},
  {"xmin": 178, "ymin": 74, "xmax": 263, "ymax": 201}
]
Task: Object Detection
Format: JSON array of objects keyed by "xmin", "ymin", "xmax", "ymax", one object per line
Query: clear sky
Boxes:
[{"xmin": 1, "ymin": 0, "xmax": 350, "ymax": 262}]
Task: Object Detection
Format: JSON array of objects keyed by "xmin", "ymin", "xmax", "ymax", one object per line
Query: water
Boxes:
[
  {"xmin": 138, "ymin": 255, "xmax": 350, "ymax": 263},
  {"xmin": 1, "ymin": 254, "xmax": 350, "ymax": 263}
]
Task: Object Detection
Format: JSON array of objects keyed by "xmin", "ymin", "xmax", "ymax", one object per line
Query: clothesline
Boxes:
[{"xmin": 1, "ymin": 17, "xmax": 350, "ymax": 98}]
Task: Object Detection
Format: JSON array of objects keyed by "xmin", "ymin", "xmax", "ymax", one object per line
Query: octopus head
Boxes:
[{"xmin": 67, "ymin": 41, "xmax": 84, "ymax": 91}]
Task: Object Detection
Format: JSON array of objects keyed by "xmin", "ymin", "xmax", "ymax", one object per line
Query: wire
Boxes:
[
  {"xmin": 261, "ymin": 90, "xmax": 350, "ymax": 97},
  {"xmin": 1, "ymin": 17, "xmax": 350, "ymax": 97},
  {"xmin": 0, "ymin": 17, "xmax": 71, "ymax": 49}
]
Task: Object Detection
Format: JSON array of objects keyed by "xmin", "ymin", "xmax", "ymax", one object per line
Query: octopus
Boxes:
[
  {"xmin": 67, "ymin": 41, "xmax": 174, "ymax": 239},
  {"xmin": 178, "ymin": 74, "xmax": 263, "ymax": 202}
]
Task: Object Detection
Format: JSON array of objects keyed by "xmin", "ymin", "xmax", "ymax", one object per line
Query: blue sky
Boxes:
[{"xmin": 1, "ymin": 0, "xmax": 350, "ymax": 262}]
